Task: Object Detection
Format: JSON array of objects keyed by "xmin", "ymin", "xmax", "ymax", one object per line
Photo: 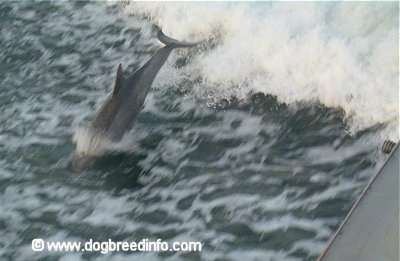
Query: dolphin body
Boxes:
[{"xmin": 73, "ymin": 29, "xmax": 199, "ymax": 169}]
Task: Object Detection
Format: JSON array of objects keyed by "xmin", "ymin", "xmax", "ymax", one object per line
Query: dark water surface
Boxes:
[{"xmin": 0, "ymin": 2, "xmax": 396, "ymax": 261}]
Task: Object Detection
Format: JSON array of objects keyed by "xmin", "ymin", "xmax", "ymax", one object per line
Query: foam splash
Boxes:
[
  {"xmin": 72, "ymin": 126, "xmax": 140, "ymax": 159},
  {"xmin": 122, "ymin": 2, "xmax": 399, "ymax": 138},
  {"xmin": 72, "ymin": 127, "xmax": 114, "ymax": 157}
]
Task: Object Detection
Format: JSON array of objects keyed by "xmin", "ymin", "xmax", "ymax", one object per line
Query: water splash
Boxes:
[{"xmin": 122, "ymin": 2, "xmax": 399, "ymax": 138}]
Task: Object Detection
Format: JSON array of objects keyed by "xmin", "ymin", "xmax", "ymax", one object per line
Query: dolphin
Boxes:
[{"xmin": 73, "ymin": 29, "xmax": 200, "ymax": 169}]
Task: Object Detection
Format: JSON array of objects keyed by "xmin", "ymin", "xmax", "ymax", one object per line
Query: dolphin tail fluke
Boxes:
[{"xmin": 157, "ymin": 29, "xmax": 201, "ymax": 48}]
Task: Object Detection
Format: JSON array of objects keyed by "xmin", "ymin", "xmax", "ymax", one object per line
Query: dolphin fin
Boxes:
[
  {"xmin": 113, "ymin": 64, "xmax": 125, "ymax": 97},
  {"xmin": 157, "ymin": 29, "xmax": 202, "ymax": 48}
]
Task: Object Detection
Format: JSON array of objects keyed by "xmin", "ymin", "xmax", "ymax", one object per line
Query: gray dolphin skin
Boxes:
[
  {"xmin": 73, "ymin": 29, "xmax": 200, "ymax": 169},
  {"xmin": 91, "ymin": 30, "xmax": 199, "ymax": 142}
]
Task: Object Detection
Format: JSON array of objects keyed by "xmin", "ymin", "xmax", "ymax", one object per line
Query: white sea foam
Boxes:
[
  {"xmin": 72, "ymin": 126, "xmax": 141, "ymax": 158},
  {"xmin": 72, "ymin": 127, "xmax": 113, "ymax": 157},
  {"xmin": 122, "ymin": 1, "xmax": 399, "ymax": 138}
]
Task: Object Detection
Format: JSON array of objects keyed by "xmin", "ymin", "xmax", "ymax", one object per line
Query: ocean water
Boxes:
[{"xmin": 0, "ymin": 1, "xmax": 398, "ymax": 261}]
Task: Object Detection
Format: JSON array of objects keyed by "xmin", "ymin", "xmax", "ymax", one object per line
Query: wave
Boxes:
[{"xmin": 121, "ymin": 1, "xmax": 398, "ymax": 138}]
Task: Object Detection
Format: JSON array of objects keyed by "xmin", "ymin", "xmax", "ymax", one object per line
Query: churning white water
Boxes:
[{"xmin": 123, "ymin": 1, "xmax": 398, "ymax": 138}]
